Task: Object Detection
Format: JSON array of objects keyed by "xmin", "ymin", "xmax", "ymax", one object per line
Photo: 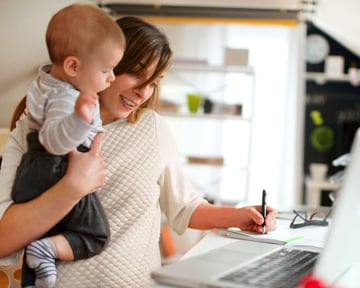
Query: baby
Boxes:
[{"xmin": 11, "ymin": 4, "xmax": 125, "ymax": 288}]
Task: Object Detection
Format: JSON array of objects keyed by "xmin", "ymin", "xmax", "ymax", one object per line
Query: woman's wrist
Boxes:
[
  {"xmin": 189, "ymin": 203, "xmax": 238, "ymax": 230},
  {"xmin": 58, "ymin": 172, "xmax": 88, "ymax": 203}
]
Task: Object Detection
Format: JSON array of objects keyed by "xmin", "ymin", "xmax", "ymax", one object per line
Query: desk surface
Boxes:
[
  {"xmin": 154, "ymin": 217, "xmax": 327, "ymax": 288},
  {"xmin": 153, "ymin": 213, "xmax": 358, "ymax": 288}
]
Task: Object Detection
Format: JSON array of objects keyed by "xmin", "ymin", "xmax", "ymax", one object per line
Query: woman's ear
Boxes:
[{"xmin": 63, "ymin": 56, "xmax": 80, "ymax": 77}]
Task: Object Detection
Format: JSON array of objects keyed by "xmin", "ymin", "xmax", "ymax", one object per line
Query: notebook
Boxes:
[
  {"xmin": 218, "ymin": 220, "xmax": 304, "ymax": 245},
  {"xmin": 151, "ymin": 129, "xmax": 360, "ymax": 287}
]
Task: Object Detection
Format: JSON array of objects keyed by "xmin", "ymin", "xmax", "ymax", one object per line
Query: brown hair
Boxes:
[
  {"xmin": 46, "ymin": 4, "xmax": 125, "ymax": 65},
  {"xmin": 10, "ymin": 16, "xmax": 172, "ymax": 128},
  {"xmin": 115, "ymin": 16, "xmax": 172, "ymax": 123}
]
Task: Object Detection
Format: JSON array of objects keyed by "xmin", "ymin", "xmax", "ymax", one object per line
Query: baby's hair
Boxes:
[{"xmin": 46, "ymin": 3, "xmax": 125, "ymax": 64}]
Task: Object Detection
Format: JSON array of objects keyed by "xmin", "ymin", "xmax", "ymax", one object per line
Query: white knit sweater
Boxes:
[{"xmin": 0, "ymin": 110, "xmax": 205, "ymax": 287}]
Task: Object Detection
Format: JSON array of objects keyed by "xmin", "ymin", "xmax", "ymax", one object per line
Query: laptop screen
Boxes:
[{"xmin": 314, "ymin": 128, "xmax": 360, "ymax": 284}]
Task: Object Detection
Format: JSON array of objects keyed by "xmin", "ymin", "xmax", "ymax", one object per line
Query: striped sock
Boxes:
[{"xmin": 26, "ymin": 238, "xmax": 57, "ymax": 288}]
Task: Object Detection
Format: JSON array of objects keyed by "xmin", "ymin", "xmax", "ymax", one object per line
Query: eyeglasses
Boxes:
[{"xmin": 289, "ymin": 209, "xmax": 330, "ymax": 229}]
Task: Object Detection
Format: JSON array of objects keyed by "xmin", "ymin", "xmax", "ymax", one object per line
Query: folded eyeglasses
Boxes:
[{"xmin": 289, "ymin": 209, "xmax": 331, "ymax": 229}]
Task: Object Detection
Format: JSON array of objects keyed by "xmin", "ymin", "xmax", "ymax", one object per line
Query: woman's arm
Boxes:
[
  {"xmin": 188, "ymin": 202, "xmax": 278, "ymax": 233},
  {"xmin": 155, "ymin": 112, "xmax": 277, "ymax": 235},
  {"xmin": 0, "ymin": 132, "xmax": 105, "ymax": 258}
]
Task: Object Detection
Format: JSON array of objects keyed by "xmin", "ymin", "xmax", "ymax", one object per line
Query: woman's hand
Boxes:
[
  {"xmin": 65, "ymin": 132, "xmax": 106, "ymax": 200},
  {"xmin": 235, "ymin": 205, "xmax": 278, "ymax": 233},
  {"xmin": 189, "ymin": 202, "xmax": 278, "ymax": 233}
]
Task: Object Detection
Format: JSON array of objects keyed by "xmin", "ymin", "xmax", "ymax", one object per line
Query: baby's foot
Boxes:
[{"xmin": 26, "ymin": 238, "xmax": 57, "ymax": 288}]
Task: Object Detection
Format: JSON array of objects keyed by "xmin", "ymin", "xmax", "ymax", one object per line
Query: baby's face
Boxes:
[{"xmin": 76, "ymin": 42, "xmax": 124, "ymax": 94}]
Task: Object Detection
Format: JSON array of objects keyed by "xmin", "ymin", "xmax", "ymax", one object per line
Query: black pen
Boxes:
[{"xmin": 262, "ymin": 190, "xmax": 267, "ymax": 234}]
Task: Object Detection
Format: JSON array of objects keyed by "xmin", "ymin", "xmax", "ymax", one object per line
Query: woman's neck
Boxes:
[{"xmin": 100, "ymin": 108, "xmax": 116, "ymax": 125}]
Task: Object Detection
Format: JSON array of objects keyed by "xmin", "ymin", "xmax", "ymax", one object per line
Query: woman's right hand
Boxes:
[{"xmin": 66, "ymin": 132, "xmax": 106, "ymax": 200}]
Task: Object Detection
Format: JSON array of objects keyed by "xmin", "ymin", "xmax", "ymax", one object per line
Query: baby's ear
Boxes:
[{"xmin": 63, "ymin": 56, "xmax": 80, "ymax": 77}]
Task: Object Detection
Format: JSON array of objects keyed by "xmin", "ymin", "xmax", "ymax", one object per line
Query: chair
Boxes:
[{"xmin": 0, "ymin": 255, "xmax": 22, "ymax": 288}]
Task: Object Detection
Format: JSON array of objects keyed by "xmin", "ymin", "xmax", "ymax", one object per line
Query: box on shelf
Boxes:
[
  {"xmin": 225, "ymin": 48, "xmax": 249, "ymax": 66},
  {"xmin": 325, "ymin": 56, "xmax": 344, "ymax": 76}
]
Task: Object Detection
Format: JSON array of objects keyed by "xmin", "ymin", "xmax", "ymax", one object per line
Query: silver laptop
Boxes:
[{"xmin": 152, "ymin": 129, "xmax": 360, "ymax": 287}]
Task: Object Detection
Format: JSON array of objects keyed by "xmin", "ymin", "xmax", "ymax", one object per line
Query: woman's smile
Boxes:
[{"xmin": 120, "ymin": 94, "xmax": 136, "ymax": 109}]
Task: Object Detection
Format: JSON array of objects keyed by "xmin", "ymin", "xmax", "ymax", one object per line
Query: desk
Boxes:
[
  {"xmin": 180, "ymin": 219, "xmax": 329, "ymax": 259},
  {"xmin": 153, "ymin": 215, "xmax": 358, "ymax": 288}
]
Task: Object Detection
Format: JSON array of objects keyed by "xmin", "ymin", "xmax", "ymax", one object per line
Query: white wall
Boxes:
[
  {"xmin": 158, "ymin": 21, "xmax": 304, "ymax": 208},
  {"xmin": 312, "ymin": 0, "xmax": 360, "ymax": 57},
  {"xmin": 0, "ymin": 0, "xmax": 89, "ymax": 128}
]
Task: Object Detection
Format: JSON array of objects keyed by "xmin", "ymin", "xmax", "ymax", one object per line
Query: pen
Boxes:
[{"xmin": 262, "ymin": 190, "xmax": 267, "ymax": 234}]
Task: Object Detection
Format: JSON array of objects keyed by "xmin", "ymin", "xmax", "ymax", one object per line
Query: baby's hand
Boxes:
[{"xmin": 75, "ymin": 91, "xmax": 98, "ymax": 124}]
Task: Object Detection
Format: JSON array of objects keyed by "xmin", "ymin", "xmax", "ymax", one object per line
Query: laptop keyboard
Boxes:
[{"xmin": 220, "ymin": 248, "xmax": 319, "ymax": 288}]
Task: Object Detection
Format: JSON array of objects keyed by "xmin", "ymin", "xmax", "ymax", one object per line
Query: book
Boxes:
[{"xmin": 219, "ymin": 228, "xmax": 303, "ymax": 245}]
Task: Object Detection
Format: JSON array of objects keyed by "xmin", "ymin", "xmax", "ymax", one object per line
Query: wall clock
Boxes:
[{"xmin": 306, "ymin": 34, "xmax": 330, "ymax": 64}]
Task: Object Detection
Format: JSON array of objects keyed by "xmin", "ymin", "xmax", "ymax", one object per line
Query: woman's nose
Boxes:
[{"xmin": 134, "ymin": 85, "xmax": 152, "ymax": 100}]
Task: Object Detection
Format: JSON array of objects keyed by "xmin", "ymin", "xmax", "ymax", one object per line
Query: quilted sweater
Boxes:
[{"xmin": 0, "ymin": 110, "xmax": 204, "ymax": 287}]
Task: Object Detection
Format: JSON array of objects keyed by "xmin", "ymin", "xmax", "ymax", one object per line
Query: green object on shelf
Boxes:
[
  {"xmin": 310, "ymin": 110, "xmax": 324, "ymax": 126},
  {"xmin": 187, "ymin": 93, "xmax": 202, "ymax": 113},
  {"xmin": 310, "ymin": 126, "xmax": 334, "ymax": 151}
]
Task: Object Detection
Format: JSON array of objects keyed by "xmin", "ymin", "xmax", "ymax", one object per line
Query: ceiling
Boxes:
[
  {"xmin": 99, "ymin": 0, "xmax": 301, "ymax": 10},
  {"xmin": 99, "ymin": 0, "xmax": 360, "ymax": 56}
]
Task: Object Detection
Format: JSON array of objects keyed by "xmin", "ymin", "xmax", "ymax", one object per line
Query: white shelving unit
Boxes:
[{"xmin": 159, "ymin": 62, "xmax": 255, "ymax": 204}]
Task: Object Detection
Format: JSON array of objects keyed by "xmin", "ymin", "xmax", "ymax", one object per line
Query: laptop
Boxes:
[{"xmin": 152, "ymin": 129, "xmax": 360, "ymax": 287}]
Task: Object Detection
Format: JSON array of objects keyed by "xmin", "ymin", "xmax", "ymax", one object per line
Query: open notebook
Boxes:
[
  {"xmin": 218, "ymin": 219, "xmax": 304, "ymax": 245},
  {"xmin": 152, "ymin": 128, "xmax": 360, "ymax": 287}
]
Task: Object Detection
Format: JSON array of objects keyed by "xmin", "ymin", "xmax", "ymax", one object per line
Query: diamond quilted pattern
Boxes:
[{"xmin": 56, "ymin": 111, "xmax": 162, "ymax": 287}]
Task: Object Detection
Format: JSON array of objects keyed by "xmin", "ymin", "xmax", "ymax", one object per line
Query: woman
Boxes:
[{"xmin": 0, "ymin": 16, "xmax": 277, "ymax": 287}]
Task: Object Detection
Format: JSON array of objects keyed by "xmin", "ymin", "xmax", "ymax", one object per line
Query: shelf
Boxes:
[
  {"xmin": 187, "ymin": 155, "xmax": 224, "ymax": 166},
  {"xmin": 180, "ymin": 154, "xmax": 247, "ymax": 168},
  {"xmin": 160, "ymin": 62, "xmax": 255, "ymax": 203},
  {"xmin": 305, "ymin": 177, "xmax": 341, "ymax": 206},
  {"xmin": 306, "ymin": 72, "xmax": 360, "ymax": 86},
  {"xmin": 305, "ymin": 177, "xmax": 342, "ymax": 190},
  {"xmin": 169, "ymin": 63, "xmax": 254, "ymax": 74},
  {"xmin": 159, "ymin": 111, "xmax": 251, "ymax": 121}
]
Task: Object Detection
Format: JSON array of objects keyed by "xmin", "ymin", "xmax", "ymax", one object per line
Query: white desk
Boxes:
[{"xmin": 153, "ymin": 216, "xmax": 358, "ymax": 288}]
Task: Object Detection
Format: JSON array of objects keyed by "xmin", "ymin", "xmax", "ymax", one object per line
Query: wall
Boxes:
[
  {"xmin": 312, "ymin": 0, "xmax": 360, "ymax": 57},
  {"xmin": 0, "ymin": 0, "xmax": 303, "ymax": 128},
  {"xmin": 303, "ymin": 24, "xmax": 360, "ymax": 205},
  {"xmin": 0, "ymin": 0, "xmax": 89, "ymax": 127}
]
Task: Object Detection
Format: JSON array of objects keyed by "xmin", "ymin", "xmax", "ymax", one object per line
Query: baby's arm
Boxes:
[
  {"xmin": 38, "ymin": 90, "xmax": 97, "ymax": 155},
  {"xmin": 74, "ymin": 91, "xmax": 99, "ymax": 125}
]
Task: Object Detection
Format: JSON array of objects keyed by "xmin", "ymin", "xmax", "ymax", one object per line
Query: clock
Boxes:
[{"xmin": 306, "ymin": 34, "xmax": 330, "ymax": 64}]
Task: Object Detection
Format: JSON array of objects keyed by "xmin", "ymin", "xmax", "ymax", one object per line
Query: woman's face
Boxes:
[{"xmin": 99, "ymin": 60, "xmax": 162, "ymax": 124}]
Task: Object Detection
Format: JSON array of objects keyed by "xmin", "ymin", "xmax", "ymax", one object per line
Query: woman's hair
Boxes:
[
  {"xmin": 10, "ymin": 16, "xmax": 172, "ymax": 129},
  {"xmin": 115, "ymin": 16, "xmax": 173, "ymax": 123}
]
